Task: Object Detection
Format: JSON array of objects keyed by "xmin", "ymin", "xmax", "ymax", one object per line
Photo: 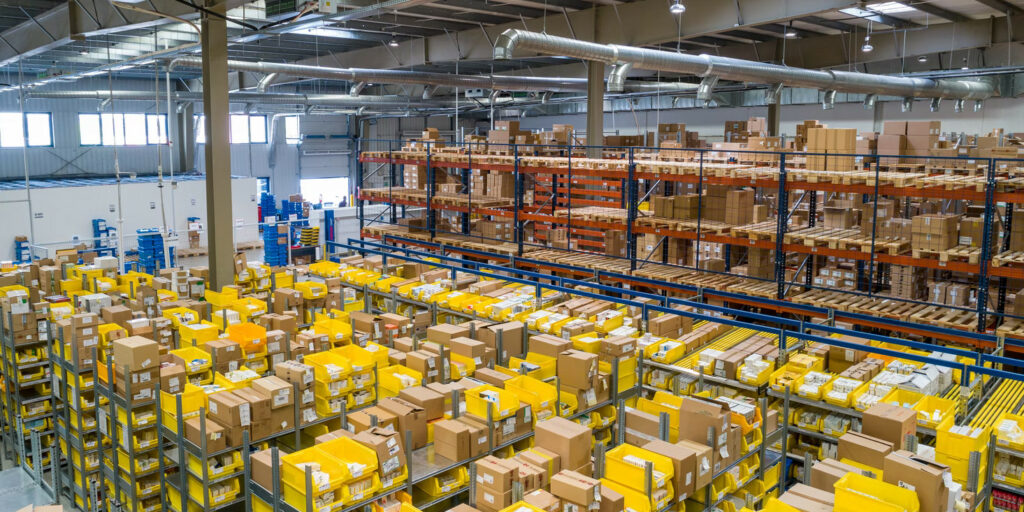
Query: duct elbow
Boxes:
[
  {"xmin": 257, "ymin": 73, "xmax": 279, "ymax": 93},
  {"xmin": 606, "ymin": 62, "xmax": 632, "ymax": 93},
  {"xmin": 493, "ymin": 29, "xmax": 522, "ymax": 60}
]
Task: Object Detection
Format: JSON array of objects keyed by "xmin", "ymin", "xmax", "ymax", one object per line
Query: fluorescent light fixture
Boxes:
[
  {"xmin": 294, "ymin": 26, "xmax": 362, "ymax": 39},
  {"xmin": 865, "ymin": 2, "xmax": 915, "ymax": 13}
]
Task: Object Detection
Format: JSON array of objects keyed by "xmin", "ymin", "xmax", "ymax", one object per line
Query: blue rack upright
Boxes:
[{"xmin": 136, "ymin": 228, "xmax": 165, "ymax": 274}]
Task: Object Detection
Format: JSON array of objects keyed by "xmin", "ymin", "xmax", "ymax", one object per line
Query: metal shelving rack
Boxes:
[
  {"xmin": 53, "ymin": 326, "xmax": 104, "ymax": 512},
  {"xmin": 96, "ymin": 359, "xmax": 166, "ymax": 512},
  {"xmin": 356, "ymin": 141, "xmax": 1024, "ymax": 350},
  {"xmin": 0, "ymin": 308, "xmax": 59, "ymax": 495}
]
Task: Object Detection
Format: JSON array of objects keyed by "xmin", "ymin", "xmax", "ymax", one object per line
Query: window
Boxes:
[
  {"xmin": 300, "ymin": 178, "xmax": 350, "ymax": 208},
  {"xmin": 195, "ymin": 114, "xmax": 268, "ymax": 144},
  {"xmin": 0, "ymin": 113, "xmax": 52, "ymax": 147},
  {"xmin": 79, "ymin": 113, "xmax": 167, "ymax": 146},
  {"xmin": 285, "ymin": 116, "xmax": 301, "ymax": 144}
]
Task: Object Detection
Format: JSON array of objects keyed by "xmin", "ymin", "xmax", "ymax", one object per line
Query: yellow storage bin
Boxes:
[
  {"xmin": 116, "ymin": 403, "xmax": 156, "ymax": 429},
  {"xmin": 187, "ymin": 450, "xmax": 243, "ymax": 478},
  {"xmin": 161, "ymin": 384, "xmax": 206, "ymax": 434},
  {"xmin": 504, "ymin": 375, "xmax": 558, "ymax": 422},
  {"xmin": 415, "ymin": 466, "xmax": 468, "ymax": 497},
  {"xmin": 769, "ymin": 363, "xmax": 810, "ymax": 392},
  {"xmin": 316, "ymin": 395, "xmax": 348, "ymax": 417},
  {"xmin": 179, "ymin": 321, "xmax": 220, "ymax": 347},
  {"xmin": 295, "ymin": 281, "xmax": 328, "ymax": 300},
  {"xmin": 913, "ymin": 395, "xmax": 955, "ymax": 429},
  {"xmin": 833, "ymin": 472, "xmax": 919, "ymax": 512},
  {"xmin": 306, "ymin": 351, "xmax": 353, "ymax": 384},
  {"xmin": 995, "ymin": 412, "xmax": 1024, "ymax": 451},
  {"xmin": 884, "ymin": 388, "xmax": 924, "ymax": 409},
  {"xmin": 170, "ymin": 346, "xmax": 213, "ymax": 375},
  {"xmin": 506, "ymin": 353, "xmax": 556, "ymax": 380},
  {"xmin": 822, "ymin": 378, "xmax": 867, "ymax": 408},
  {"xmin": 346, "ymin": 388, "xmax": 376, "ymax": 410},
  {"xmin": 187, "ymin": 475, "xmax": 242, "ymax": 507},
  {"xmin": 604, "ymin": 444, "xmax": 674, "ymax": 493},
  {"xmin": 379, "ymin": 365, "xmax": 422, "ymax": 397},
  {"xmin": 465, "ymin": 384, "xmax": 519, "ymax": 420},
  {"xmin": 600, "ymin": 477, "xmax": 661, "ymax": 512},
  {"xmin": 643, "ymin": 338, "xmax": 688, "ymax": 364}
]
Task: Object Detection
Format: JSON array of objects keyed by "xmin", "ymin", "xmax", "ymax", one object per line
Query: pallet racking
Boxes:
[
  {"xmin": 325, "ymin": 238, "xmax": 1016, "ymax": 510},
  {"xmin": 355, "ymin": 140, "xmax": 1024, "ymax": 352},
  {"xmin": 0, "ymin": 306, "xmax": 59, "ymax": 497}
]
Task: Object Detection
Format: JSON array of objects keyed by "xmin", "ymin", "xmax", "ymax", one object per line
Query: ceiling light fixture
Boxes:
[
  {"xmin": 388, "ymin": 34, "xmax": 399, "ymax": 47},
  {"xmin": 669, "ymin": 0, "xmax": 686, "ymax": 15},
  {"xmin": 861, "ymin": 36, "xmax": 873, "ymax": 53},
  {"xmin": 785, "ymin": 30, "xmax": 798, "ymax": 38},
  {"xmin": 917, "ymin": 55, "xmax": 927, "ymax": 63}
]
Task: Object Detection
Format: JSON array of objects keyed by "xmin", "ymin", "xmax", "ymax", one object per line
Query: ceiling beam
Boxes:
[
  {"xmin": 972, "ymin": 0, "xmax": 1023, "ymax": 15},
  {"xmin": 909, "ymin": 1, "xmax": 970, "ymax": 22},
  {"xmin": 282, "ymin": 0, "xmax": 858, "ymax": 69},
  {"xmin": 0, "ymin": 0, "xmax": 251, "ymax": 68},
  {"xmin": 800, "ymin": 15, "xmax": 856, "ymax": 32},
  {"xmin": 755, "ymin": 23, "xmax": 822, "ymax": 38}
]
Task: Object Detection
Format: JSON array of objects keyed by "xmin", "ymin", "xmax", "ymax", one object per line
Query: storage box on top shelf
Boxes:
[{"xmin": 910, "ymin": 214, "xmax": 960, "ymax": 251}]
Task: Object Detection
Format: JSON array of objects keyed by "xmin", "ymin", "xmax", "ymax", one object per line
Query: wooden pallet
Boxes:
[
  {"xmin": 940, "ymin": 245, "xmax": 983, "ymax": 264},
  {"xmin": 730, "ymin": 221, "xmax": 778, "ymax": 241},
  {"xmin": 992, "ymin": 250, "xmax": 1024, "ymax": 267}
]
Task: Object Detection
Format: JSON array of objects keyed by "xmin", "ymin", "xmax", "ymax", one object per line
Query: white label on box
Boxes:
[
  {"xmin": 81, "ymin": 327, "xmax": 93, "ymax": 336},
  {"xmin": 239, "ymin": 403, "xmax": 251, "ymax": 427},
  {"xmin": 209, "ymin": 401, "xmax": 218, "ymax": 415}
]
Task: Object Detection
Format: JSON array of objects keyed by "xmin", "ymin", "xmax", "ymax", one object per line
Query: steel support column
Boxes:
[
  {"xmin": 586, "ymin": 62, "xmax": 604, "ymax": 159},
  {"xmin": 201, "ymin": 0, "xmax": 235, "ymax": 290},
  {"xmin": 767, "ymin": 103, "xmax": 780, "ymax": 137}
]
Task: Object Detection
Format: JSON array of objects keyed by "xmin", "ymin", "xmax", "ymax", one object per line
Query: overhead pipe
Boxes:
[
  {"xmin": 168, "ymin": 56, "xmax": 697, "ymax": 94},
  {"xmin": 493, "ymin": 29, "xmax": 996, "ymax": 100},
  {"xmin": 27, "ymin": 89, "xmax": 452, "ymax": 109}
]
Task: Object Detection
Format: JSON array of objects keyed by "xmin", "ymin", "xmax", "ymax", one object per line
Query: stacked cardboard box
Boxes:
[
  {"xmin": 794, "ymin": 120, "xmax": 824, "ymax": 151},
  {"xmin": 724, "ymin": 120, "xmax": 748, "ymax": 142},
  {"xmin": 746, "ymin": 248, "xmax": 774, "ymax": 279},
  {"xmin": 958, "ymin": 216, "xmax": 995, "ymax": 250},
  {"xmin": 927, "ymin": 281, "xmax": 973, "ymax": 307},
  {"xmin": 806, "ymin": 128, "xmax": 856, "ymax": 171},
  {"xmin": 474, "ymin": 220, "xmax": 514, "ymax": 242},
  {"xmin": 724, "ymin": 189, "xmax": 754, "ymax": 225},
  {"xmin": 911, "ymin": 214, "xmax": 960, "ymax": 252},
  {"xmin": 889, "ymin": 265, "xmax": 927, "ymax": 299},
  {"xmin": 487, "ymin": 121, "xmax": 529, "ymax": 149},
  {"xmin": 905, "ymin": 121, "xmax": 942, "ymax": 159},
  {"xmin": 812, "ymin": 266, "xmax": 857, "ymax": 291},
  {"xmin": 657, "ymin": 123, "xmax": 685, "ymax": 145}
]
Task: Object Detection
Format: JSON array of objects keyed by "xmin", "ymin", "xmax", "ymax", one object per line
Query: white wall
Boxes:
[
  {"xmin": 516, "ymin": 97, "xmax": 1023, "ymax": 140},
  {"xmin": 0, "ymin": 177, "xmax": 260, "ymax": 261}
]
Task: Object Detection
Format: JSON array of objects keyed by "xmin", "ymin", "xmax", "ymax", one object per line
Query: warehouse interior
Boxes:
[{"xmin": 2, "ymin": 1, "xmax": 1024, "ymax": 512}]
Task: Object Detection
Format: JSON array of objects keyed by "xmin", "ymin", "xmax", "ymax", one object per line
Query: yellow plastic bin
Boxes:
[{"xmin": 833, "ymin": 472, "xmax": 919, "ymax": 512}]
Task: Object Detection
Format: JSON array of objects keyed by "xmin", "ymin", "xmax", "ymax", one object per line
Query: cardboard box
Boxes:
[
  {"xmin": 348, "ymin": 406, "xmax": 397, "ymax": 433},
  {"xmin": 530, "ymin": 335, "xmax": 572, "ymax": 358},
  {"xmin": 184, "ymin": 416, "xmax": 226, "ymax": 453},
  {"xmin": 883, "ymin": 450, "xmax": 952, "ymax": 512},
  {"xmin": 676, "ymin": 439, "xmax": 713, "ymax": 490},
  {"xmin": 475, "ymin": 488, "xmax": 513, "ymax": 512},
  {"xmin": 377, "ymin": 397, "xmax": 427, "ymax": 449},
  {"xmin": 160, "ymin": 364, "xmax": 186, "ymax": 394},
  {"xmin": 434, "ymin": 419, "xmax": 471, "ymax": 462},
  {"xmin": 427, "ymin": 323, "xmax": 470, "ymax": 345},
  {"xmin": 550, "ymin": 470, "xmax": 600, "ymax": 508},
  {"xmin": 111, "ymin": 336, "xmax": 160, "ymax": 371},
  {"xmin": 398, "ymin": 386, "xmax": 445, "ymax": 420},
  {"xmin": 863, "ymin": 403, "xmax": 917, "ymax": 450},
  {"xmin": 837, "ymin": 431, "xmax": 893, "ymax": 470},
  {"xmin": 524, "ymin": 489, "xmax": 561, "ymax": 512},
  {"xmin": 208, "ymin": 390, "xmax": 251, "ymax": 427},
  {"xmin": 251, "ymin": 376, "xmax": 293, "ymax": 409},
  {"xmin": 476, "ymin": 455, "xmax": 519, "ymax": 493},
  {"xmin": 354, "ymin": 427, "xmax": 407, "ymax": 479},
  {"xmin": 557, "ymin": 350, "xmax": 598, "ymax": 389},
  {"xmin": 677, "ymin": 396, "xmax": 731, "ymax": 470},
  {"xmin": 643, "ymin": 439, "xmax": 697, "ymax": 499},
  {"xmin": 810, "ymin": 458, "xmax": 865, "ymax": 492},
  {"xmin": 534, "ymin": 417, "xmax": 592, "ymax": 471}
]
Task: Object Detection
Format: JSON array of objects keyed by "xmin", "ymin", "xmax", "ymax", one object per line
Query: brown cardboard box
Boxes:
[
  {"xmin": 517, "ymin": 447, "xmax": 562, "ymax": 478},
  {"xmin": 406, "ymin": 350, "xmax": 442, "ymax": 383},
  {"xmin": 251, "ymin": 376, "xmax": 293, "ymax": 409},
  {"xmin": 433, "ymin": 419, "xmax": 471, "ymax": 462},
  {"xmin": 478, "ymin": 321, "xmax": 525, "ymax": 359},
  {"xmin": 524, "ymin": 490, "xmax": 561, "ymax": 512},
  {"xmin": 203, "ymin": 339, "xmax": 243, "ymax": 373},
  {"xmin": 377, "ymin": 397, "xmax": 427, "ymax": 449},
  {"xmin": 476, "ymin": 455, "xmax": 519, "ymax": 493},
  {"xmin": 623, "ymin": 407, "xmax": 660, "ymax": 446},
  {"xmin": 353, "ymin": 427, "xmax": 407, "ymax": 479},
  {"xmin": 557, "ymin": 350, "xmax": 598, "ymax": 389},
  {"xmin": 184, "ymin": 416, "xmax": 226, "ymax": 452},
  {"xmin": 863, "ymin": 403, "xmax": 917, "ymax": 450},
  {"xmin": 457, "ymin": 416, "xmax": 489, "ymax": 457},
  {"xmin": 348, "ymin": 406, "xmax": 398, "ymax": 433},
  {"xmin": 475, "ymin": 488, "xmax": 513, "ymax": 512},
  {"xmin": 427, "ymin": 323, "xmax": 470, "ymax": 345},
  {"xmin": 112, "ymin": 336, "xmax": 160, "ymax": 371},
  {"xmin": 208, "ymin": 390, "xmax": 251, "ymax": 427},
  {"xmin": 160, "ymin": 364, "xmax": 186, "ymax": 394},
  {"xmin": 643, "ymin": 439, "xmax": 697, "ymax": 499},
  {"xmin": 550, "ymin": 470, "xmax": 600, "ymax": 509},
  {"xmin": 599, "ymin": 485, "xmax": 624, "ymax": 512},
  {"xmin": 883, "ymin": 450, "xmax": 952, "ymax": 512},
  {"xmin": 234, "ymin": 388, "xmax": 273, "ymax": 437},
  {"xmin": 676, "ymin": 439, "xmax": 713, "ymax": 490},
  {"xmin": 810, "ymin": 458, "xmax": 865, "ymax": 492},
  {"xmin": 398, "ymin": 386, "xmax": 445, "ymax": 420},
  {"xmin": 677, "ymin": 396, "xmax": 731, "ymax": 470},
  {"xmin": 530, "ymin": 335, "xmax": 572, "ymax": 358},
  {"xmin": 250, "ymin": 449, "xmax": 280, "ymax": 491},
  {"xmin": 534, "ymin": 417, "xmax": 592, "ymax": 470},
  {"xmin": 837, "ymin": 431, "xmax": 893, "ymax": 470}
]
